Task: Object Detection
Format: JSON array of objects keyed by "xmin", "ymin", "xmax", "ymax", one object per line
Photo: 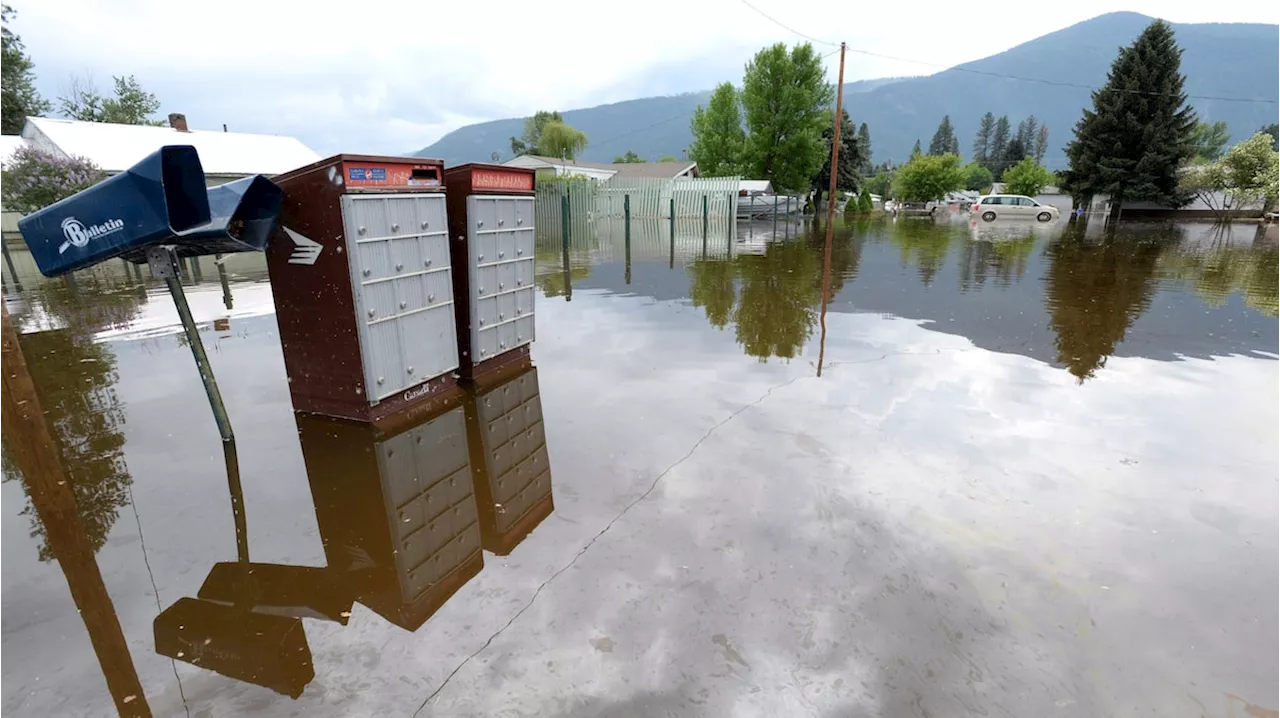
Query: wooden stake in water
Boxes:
[{"xmin": 818, "ymin": 42, "xmax": 847, "ymax": 379}]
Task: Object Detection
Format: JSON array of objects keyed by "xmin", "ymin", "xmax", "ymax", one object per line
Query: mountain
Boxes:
[
  {"xmin": 415, "ymin": 13, "xmax": 1278, "ymax": 169},
  {"xmin": 413, "ymin": 78, "xmax": 908, "ymax": 166}
]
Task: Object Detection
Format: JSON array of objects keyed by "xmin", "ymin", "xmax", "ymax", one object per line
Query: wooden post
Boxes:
[
  {"xmin": 818, "ymin": 42, "xmax": 847, "ymax": 379},
  {"xmin": 216, "ymin": 253, "xmax": 233, "ymax": 311},
  {"xmin": 1, "ymin": 303, "xmax": 152, "ymax": 717}
]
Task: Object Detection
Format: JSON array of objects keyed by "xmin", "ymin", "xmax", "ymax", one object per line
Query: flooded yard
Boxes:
[{"xmin": 2, "ymin": 215, "xmax": 1277, "ymax": 716}]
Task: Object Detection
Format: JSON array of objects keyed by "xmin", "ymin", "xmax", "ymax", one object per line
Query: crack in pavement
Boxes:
[{"xmin": 410, "ymin": 373, "xmax": 807, "ymax": 716}]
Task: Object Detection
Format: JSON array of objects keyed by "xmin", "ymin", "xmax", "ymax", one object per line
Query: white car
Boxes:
[{"xmin": 971, "ymin": 194, "xmax": 1060, "ymax": 222}]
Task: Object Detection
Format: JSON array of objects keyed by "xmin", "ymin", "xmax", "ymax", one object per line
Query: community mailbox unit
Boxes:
[
  {"xmin": 442, "ymin": 163, "xmax": 537, "ymax": 380},
  {"xmin": 266, "ymin": 154, "xmax": 461, "ymax": 426},
  {"xmin": 298, "ymin": 403, "xmax": 483, "ymax": 631}
]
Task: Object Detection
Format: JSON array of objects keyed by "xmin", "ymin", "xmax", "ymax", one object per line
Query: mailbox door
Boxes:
[
  {"xmin": 466, "ymin": 195, "xmax": 536, "ymax": 364},
  {"xmin": 374, "ymin": 406, "xmax": 479, "ymax": 601},
  {"xmin": 342, "ymin": 194, "xmax": 459, "ymax": 401}
]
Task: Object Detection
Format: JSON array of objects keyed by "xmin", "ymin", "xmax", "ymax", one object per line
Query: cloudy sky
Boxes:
[{"xmin": 10, "ymin": 0, "xmax": 1277, "ymax": 155}]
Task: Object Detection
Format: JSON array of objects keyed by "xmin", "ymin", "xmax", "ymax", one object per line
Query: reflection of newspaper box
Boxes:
[
  {"xmin": 299, "ymin": 403, "xmax": 482, "ymax": 631},
  {"xmin": 267, "ymin": 154, "xmax": 461, "ymax": 427},
  {"xmin": 443, "ymin": 164, "xmax": 537, "ymax": 381},
  {"xmin": 465, "ymin": 362, "xmax": 554, "ymax": 555}
]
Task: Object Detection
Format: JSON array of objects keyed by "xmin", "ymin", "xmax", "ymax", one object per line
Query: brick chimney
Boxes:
[{"xmin": 168, "ymin": 113, "xmax": 189, "ymax": 132}]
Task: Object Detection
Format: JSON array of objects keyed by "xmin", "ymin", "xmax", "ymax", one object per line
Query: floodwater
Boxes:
[{"xmin": 1, "ymin": 214, "xmax": 1276, "ymax": 717}]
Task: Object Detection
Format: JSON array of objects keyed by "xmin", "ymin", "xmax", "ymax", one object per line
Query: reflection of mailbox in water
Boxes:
[
  {"xmin": 267, "ymin": 154, "xmax": 461, "ymax": 425},
  {"xmin": 465, "ymin": 362, "xmax": 554, "ymax": 555},
  {"xmin": 298, "ymin": 402, "xmax": 483, "ymax": 631},
  {"xmin": 443, "ymin": 164, "xmax": 537, "ymax": 380}
]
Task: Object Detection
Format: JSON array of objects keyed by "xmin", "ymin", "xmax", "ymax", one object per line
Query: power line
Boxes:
[{"xmin": 739, "ymin": 0, "xmax": 839, "ymax": 47}]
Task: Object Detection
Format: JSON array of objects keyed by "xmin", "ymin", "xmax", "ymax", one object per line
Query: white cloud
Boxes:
[{"xmin": 10, "ymin": 0, "xmax": 1277, "ymax": 154}]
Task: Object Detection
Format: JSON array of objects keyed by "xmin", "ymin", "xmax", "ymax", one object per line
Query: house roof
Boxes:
[
  {"xmin": 514, "ymin": 154, "xmax": 697, "ymax": 179},
  {"xmin": 0, "ymin": 135, "xmax": 30, "ymax": 166},
  {"xmin": 21, "ymin": 116, "xmax": 321, "ymax": 175}
]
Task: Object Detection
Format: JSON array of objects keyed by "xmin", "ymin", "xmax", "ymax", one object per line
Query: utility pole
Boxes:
[{"xmin": 818, "ymin": 42, "xmax": 846, "ymax": 378}]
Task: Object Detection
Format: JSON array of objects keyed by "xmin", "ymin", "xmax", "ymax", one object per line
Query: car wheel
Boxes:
[
  {"xmin": 1037, "ymin": 212, "xmax": 1052, "ymax": 222},
  {"xmin": 981, "ymin": 211, "xmax": 996, "ymax": 222}
]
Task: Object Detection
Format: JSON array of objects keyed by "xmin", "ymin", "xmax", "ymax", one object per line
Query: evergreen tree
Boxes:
[
  {"xmin": 990, "ymin": 116, "xmax": 1011, "ymax": 170},
  {"xmin": 1, "ymin": 5, "xmax": 51, "ymax": 134},
  {"xmin": 996, "ymin": 137, "xmax": 1028, "ymax": 180},
  {"xmin": 812, "ymin": 108, "xmax": 868, "ymax": 197},
  {"xmin": 857, "ymin": 122, "xmax": 872, "ymax": 174},
  {"xmin": 741, "ymin": 42, "xmax": 833, "ymax": 192},
  {"xmin": 1015, "ymin": 115, "xmax": 1039, "ymax": 153},
  {"xmin": 972, "ymin": 112, "xmax": 996, "ymax": 166},
  {"xmin": 928, "ymin": 115, "xmax": 957, "ymax": 156},
  {"xmin": 689, "ymin": 82, "xmax": 746, "ymax": 176},
  {"xmin": 1062, "ymin": 19, "xmax": 1196, "ymax": 215},
  {"xmin": 911, "ymin": 138, "xmax": 922, "ymax": 157},
  {"xmin": 1034, "ymin": 125, "xmax": 1050, "ymax": 163}
]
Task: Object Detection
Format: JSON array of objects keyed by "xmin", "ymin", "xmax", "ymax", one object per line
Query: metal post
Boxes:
[
  {"xmin": 191, "ymin": 255, "xmax": 203, "ymax": 284},
  {"xmin": 669, "ymin": 197, "xmax": 676, "ymax": 269},
  {"xmin": 624, "ymin": 194, "xmax": 632, "ymax": 285},
  {"xmin": 2, "ymin": 238, "xmax": 24, "ymax": 293},
  {"xmin": 149, "ymin": 247, "xmax": 233, "ymax": 442},
  {"xmin": 216, "ymin": 253, "xmax": 233, "ymax": 310},
  {"xmin": 561, "ymin": 237, "xmax": 573, "ymax": 302},
  {"xmin": 561, "ymin": 194, "xmax": 570, "ymax": 253},
  {"xmin": 702, "ymin": 194, "xmax": 708, "ymax": 256},
  {"xmin": 772, "ymin": 194, "xmax": 778, "ymax": 236}
]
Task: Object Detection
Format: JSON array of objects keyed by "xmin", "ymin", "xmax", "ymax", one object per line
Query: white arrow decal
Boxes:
[{"xmin": 284, "ymin": 227, "xmax": 323, "ymax": 265}]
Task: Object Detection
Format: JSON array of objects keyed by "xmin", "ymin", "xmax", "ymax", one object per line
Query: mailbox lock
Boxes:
[
  {"xmin": 428, "ymin": 293, "xmax": 435, "ymax": 302},
  {"xmin": 517, "ymin": 279, "xmax": 523, "ymax": 286},
  {"xmin": 368, "ymin": 308, "xmax": 376, "ymax": 317},
  {"xmin": 362, "ymin": 268, "xmax": 371, "ymax": 277},
  {"xmin": 395, "ymin": 263, "xmax": 403, "ymax": 271},
  {"xmin": 498, "ymin": 219, "xmax": 504, "ymax": 226},
  {"xmin": 391, "ymin": 223, "xmax": 400, "ymax": 232},
  {"xmin": 500, "ymin": 341, "xmax": 506, "ymax": 349},
  {"xmin": 499, "ymin": 312, "xmax": 504, "ymax": 320},
  {"xmin": 479, "ymin": 287, "xmax": 485, "ymax": 294},
  {"xmin": 358, "ymin": 226, "xmax": 367, "ymax": 235},
  {"xmin": 479, "ymin": 319, "xmax": 485, "ymax": 325},
  {"xmin": 477, "ymin": 220, "xmax": 484, "ymax": 228},
  {"xmin": 517, "ymin": 218, "xmax": 523, "ymax": 225},
  {"xmin": 477, "ymin": 254, "xmax": 484, "ymax": 261},
  {"xmin": 421, "ymin": 221, "xmax": 429, "ymax": 229},
  {"xmin": 407, "ymin": 366, "xmax": 414, "ymax": 375},
  {"xmin": 517, "ymin": 334, "xmax": 523, "ymax": 341},
  {"xmin": 499, "ymin": 282, "xmax": 504, "ymax": 290},
  {"xmin": 377, "ymin": 376, "xmax": 385, "ymax": 385},
  {"xmin": 400, "ymin": 301, "xmax": 407, "ymax": 309},
  {"xmin": 424, "ymin": 258, "xmax": 432, "ymax": 267},
  {"xmin": 516, "ymin": 308, "xmax": 522, "ymax": 315},
  {"xmin": 517, "ymin": 248, "xmax": 523, "ymax": 256},
  {"xmin": 499, "ymin": 251, "xmax": 505, "ymax": 258}
]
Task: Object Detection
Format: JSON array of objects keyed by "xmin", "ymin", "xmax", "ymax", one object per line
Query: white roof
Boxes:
[
  {"xmin": 0, "ymin": 135, "xmax": 30, "ymax": 166},
  {"xmin": 739, "ymin": 180, "xmax": 774, "ymax": 193},
  {"xmin": 22, "ymin": 116, "xmax": 321, "ymax": 175}
]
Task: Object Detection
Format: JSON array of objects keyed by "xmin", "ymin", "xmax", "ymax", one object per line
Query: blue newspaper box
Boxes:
[
  {"xmin": 121, "ymin": 174, "xmax": 284, "ymax": 262},
  {"xmin": 16, "ymin": 145, "xmax": 210, "ymax": 277}
]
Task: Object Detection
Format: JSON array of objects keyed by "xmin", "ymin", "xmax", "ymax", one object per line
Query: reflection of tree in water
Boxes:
[
  {"xmin": 1044, "ymin": 230, "xmax": 1165, "ymax": 382},
  {"xmin": 734, "ymin": 240, "xmax": 821, "ymax": 360},
  {"xmin": 1156, "ymin": 225, "xmax": 1279, "ymax": 317},
  {"xmin": 688, "ymin": 258, "xmax": 736, "ymax": 328},
  {"xmin": 886, "ymin": 219, "xmax": 955, "ymax": 286},
  {"xmin": 1, "ymin": 328, "xmax": 132, "ymax": 561},
  {"xmin": 21, "ymin": 268, "xmax": 147, "ymax": 334},
  {"xmin": 959, "ymin": 234, "xmax": 1036, "ymax": 290}
]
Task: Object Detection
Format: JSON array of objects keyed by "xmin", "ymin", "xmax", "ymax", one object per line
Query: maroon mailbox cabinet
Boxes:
[
  {"xmin": 267, "ymin": 154, "xmax": 462, "ymax": 426},
  {"xmin": 443, "ymin": 163, "xmax": 537, "ymax": 381}
]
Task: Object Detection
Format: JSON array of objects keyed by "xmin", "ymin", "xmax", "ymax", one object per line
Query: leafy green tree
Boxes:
[
  {"xmin": 928, "ymin": 115, "xmax": 958, "ymax": 156},
  {"xmin": 58, "ymin": 75, "xmax": 164, "ymax": 125},
  {"xmin": 989, "ymin": 115, "xmax": 1011, "ymax": 170},
  {"xmin": 972, "ymin": 112, "xmax": 995, "ymax": 166},
  {"xmin": 812, "ymin": 108, "xmax": 867, "ymax": 198},
  {"xmin": 613, "ymin": 150, "xmax": 643, "ymax": 163},
  {"xmin": 1061, "ymin": 20, "xmax": 1196, "ymax": 216},
  {"xmin": 1260, "ymin": 123, "xmax": 1279, "ymax": 151},
  {"xmin": 892, "ymin": 153, "xmax": 965, "ymax": 202},
  {"xmin": 1190, "ymin": 120, "xmax": 1231, "ymax": 162},
  {"xmin": 1, "ymin": 145, "xmax": 107, "ymax": 212},
  {"xmin": 857, "ymin": 123, "xmax": 872, "ymax": 174},
  {"xmin": 537, "ymin": 121, "xmax": 588, "ymax": 161},
  {"xmin": 658, "ymin": 155, "xmax": 678, "ymax": 162},
  {"xmin": 963, "ymin": 162, "xmax": 993, "ymax": 192},
  {"xmin": 689, "ymin": 82, "xmax": 746, "ymax": 176},
  {"xmin": 1002, "ymin": 156, "xmax": 1054, "ymax": 197},
  {"xmin": 510, "ymin": 110, "xmax": 575, "ymax": 157},
  {"xmin": 864, "ymin": 168, "xmax": 893, "ymax": 197},
  {"xmin": 741, "ymin": 42, "xmax": 833, "ymax": 192},
  {"xmin": 2, "ymin": 4, "xmax": 49, "ymax": 134},
  {"xmin": 1179, "ymin": 132, "xmax": 1280, "ymax": 218}
]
